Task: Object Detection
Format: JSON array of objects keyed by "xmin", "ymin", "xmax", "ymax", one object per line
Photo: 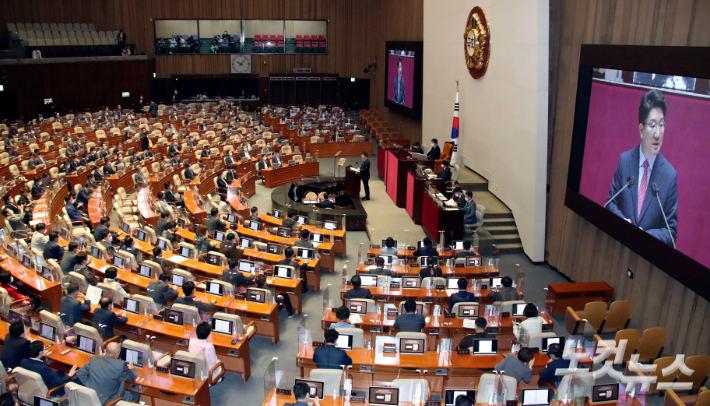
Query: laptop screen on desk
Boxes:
[
  {"xmin": 135, "ymin": 230, "xmax": 146, "ymax": 242},
  {"xmin": 466, "ymin": 257, "xmax": 481, "ymax": 267},
  {"xmin": 172, "ymin": 274, "xmax": 184, "ymax": 286},
  {"xmin": 179, "ymin": 247, "xmax": 193, "ymax": 258},
  {"xmin": 34, "ymin": 397, "xmax": 59, "ymax": 406},
  {"xmin": 138, "ymin": 265, "xmax": 151, "ymax": 278},
  {"xmin": 346, "ymin": 300, "xmax": 367, "ymax": 315},
  {"xmin": 206, "ymin": 253, "xmax": 220, "ymax": 265},
  {"xmin": 489, "ymin": 277, "xmax": 503, "ymax": 288},
  {"xmin": 205, "ymin": 281, "xmax": 223, "ymax": 296},
  {"xmin": 227, "ymin": 214, "xmax": 237, "ymax": 223},
  {"xmin": 246, "ymin": 288, "xmax": 265, "ymax": 303},
  {"xmin": 324, "ymin": 221, "xmax": 337, "ymax": 230},
  {"xmin": 297, "ymin": 216, "xmax": 307, "ymax": 225},
  {"xmin": 249, "ymin": 221, "xmax": 261, "ymax": 231},
  {"xmin": 472, "ymin": 339, "xmax": 498, "ymax": 355},
  {"xmin": 521, "ymin": 389, "xmax": 551, "ymax": 406},
  {"xmin": 41, "ymin": 266, "xmax": 54, "ymax": 281},
  {"xmin": 297, "ymin": 248, "xmax": 313, "ymax": 260},
  {"xmin": 215, "ymin": 231, "xmax": 225, "ymax": 242},
  {"xmin": 164, "ymin": 308, "xmax": 184, "ymax": 325},
  {"xmin": 447, "ymin": 278, "xmax": 460, "ymax": 289},
  {"xmin": 267, "ymin": 243, "xmax": 282, "ymax": 255},
  {"xmin": 38, "ymin": 322, "xmax": 56, "ymax": 341},
  {"xmin": 170, "ymin": 359, "xmax": 196, "ymax": 379},
  {"xmin": 157, "ymin": 239, "xmax": 167, "ymax": 250},
  {"xmin": 22, "ymin": 255, "xmax": 32, "ymax": 268},
  {"xmin": 212, "ymin": 318, "xmax": 233, "ymax": 335},
  {"xmin": 402, "ymin": 277, "xmax": 421, "ymax": 288},
  {"xmin": 458, "ymin": 304, "xmax": 479, "ymax": 318},
  {"xmin": 400, "ymin": 338, "xmax": 425, "ymax": 354},
  {"xmin": 239, "ymin": 260, "xmax": 255, "ymax": 273},
  {"xmin": 335, "ymin": 334, "xmax": 353, "ymax": 350},
  {"xmin": 512, "ymin": 303, "xmax": 527, "ymax": 317},
  {"xmin": 368, "ymin": 387, "xmax": 399, "ymax": 406},
  {"xmin": 77, "ymin": 335, "xmax": 96, "ymax": 355},
  {"xmin": 240, "ymin": 238, "xmax": 252, "ymax": 248},
  {"xmin": 123, "ymin": 298, "xmax": 139, "ymax": 314},
  {"xmin": 360, "ymin": 275, "xmax": 377, "ymax": 287},
  {"xmin": 274, "ymin": 266, "xmax": 291, "ymax": 279},
  {"xmin": 379, "ymin": 255, "xmax": 393, "ymax": 266},
  {"xmin": 453, "ymin": 241, "xmax": 465, "ymax": 250},
  {"xmin": 310, "ymin": 233, "xmax": 324, "ymax": 243},
  {"xmin": 592, "ymin": 384, "xmax": 619, "ymax": 403},
  {"xmin": 273, "ymin": 210, "xmax": 281, "ymax": 219},
  {"xmin": 120, "ymin": 347, "xmax": 144, "ymax": 367},
  {"xmin": 445, "ymin": 390, "xmax": 476, "ymax": 406},
  {"xmin": 542, "ymin": 337, "xmax": 563, "ymax": 353},
  {"xmin": 112, "ymin": 256, "xmax": 124, "ymax": 269},
  {"xmin": 277, "ymin": 228, "xmax": 291, "ymax": 237}
]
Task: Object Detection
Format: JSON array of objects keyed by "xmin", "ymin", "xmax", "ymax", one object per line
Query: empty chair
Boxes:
[
  {"xmin": 334, "ymin": 328, "xmax": 365, "ymax": 348},
  {"xmin": 612, "ymin": 329, "xmax": 640, "ymax": 363},
  {"xmin": 41, "ymin": 23, "xmax": 50, "ymax": 31},
  {"xmin": 476, "ymin": 373, "xmax": 517, "ymax": 402},
  {"xmin": 556, "ymin": 372, "xmax": 595, "ymax": 398},
  {"xmin": 393, "ymin": 378, "xmax": 430, "ymax": 403},
  {"xmin": 635, "ymin": 327, "xmax": 666, "ymax": 363},
  {"xmin": 676, "ymin": 356, "xmax": 710, "ymax": 392},
  {"xmin": 565, "ymin": 301, "xmax": 607, "ymax": 335},
  {"xmin": 600, "ymin": 300, "xmax": 633, "ymax": 333},
  {"xmin": 170, "ymin": 304, "xmax": 200, "ymax": 326},
  {"xmin": 172, "ymin": 350, "xmax": 224, "ymax": 384},
  {"xmin": 64, "ymin": 381, "xmax": 105, "ymax": 406},
  {"xmin": 527, "ymin": 332, "xmax": 558, "ymax": 350},
  {"xmin": 10, "ymin": 367, "xmax": 58, "ymax": 404},
  {"xmin": 88, "ymin": 23, "xmax": 96, "ymax": 31},
  {"xmin": 308, "ymin": 369, "xmax": 343, "ymax": 398}
]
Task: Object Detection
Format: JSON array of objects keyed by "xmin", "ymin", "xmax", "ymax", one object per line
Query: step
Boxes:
[
  {"xmin": 486, "ymin": 225, "xmax": 518, "ymax": 235},
  {"xmin": 483, "ymin": 217, "xmax": 516, "ymax": 228},
  {"xmin": 458, "ymin": 182, "xmax": 488, "ymax": 192},
  {"xmin": 492, "ymin": 233, "xmax": 521, "ymax": 244},
  {"xmin": 483, "ymin": 211, "xmax": 514, "ymax": 220},
  {"xmin": 494, "ymin": 243, "xmax": 525, "ymax": 255}
]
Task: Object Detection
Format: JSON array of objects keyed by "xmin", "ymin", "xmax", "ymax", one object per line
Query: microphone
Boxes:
[
  {"xmin": 603, "ymin": 176, "xmax": 635, "ymax": 208},
  {"xmin": 651, "ymin": 183, "xmax": 676, "ymax": 249}
]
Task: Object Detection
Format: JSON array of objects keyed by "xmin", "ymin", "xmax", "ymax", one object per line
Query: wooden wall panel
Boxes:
[
  {"xmin": 0, "ymin": 0, "xmax": 423, "ymax": 142},
  {"xmin": 546, "ymin": 0, "xmax": 710, "ymax": 356}
]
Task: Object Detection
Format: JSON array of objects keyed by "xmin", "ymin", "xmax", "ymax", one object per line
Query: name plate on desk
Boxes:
[
  {"xmin": 276, "ymin": 388, "xmax": 292, "ymax": 395},
  {"xmin": 506, "ymin": 401, "xmax": 518, "ymax": 406},
  {"xmin": 455, "ymin": 263, "xmax": 465, "ymax": 268},
  {"xmin": 410, "ymin": 263, "xmax": 420, "ymax": 267},
  {"xmin": 435, "ymin": 285, "xmax": 445, "ymax": 290},
  {"xmin": 351, "ymin": 397, "xmax": 365, "ymax": 403},
  {"xmin": 383, "ymin": 343, "xmax": 397, "ymax": 353},
  {"xmin": 457, "ymin": 349, "xmax": 470, "ymax": 355},
  {"xmin": 481, "ymin": 285, "xmax": 488, "ymax": 289},
  {"xmin": 530, "ymin": 347, "xmax": 540, "ymax": 353},
  {"xmin": 429, "ymin": 328, "xmax": 440, "ymax": 335},
  {"xmin": 359, "ymin": 365, "xmax": 372, "ymax": 372},
  {"xmin": 312, "ymin": 341, "xmax": 325, "ymax": 347},
  {"xmin": 196, "ymin": 286, "xmax": 206, "ymax": 293},
  {"xmin": 443, "ymin": 247, "xmax": 452, "ymax": 251},
  {"xmin": 371, "ymin": 326, "xmax": 381, "ymax": 333},
  {"xmin": 364, "ymin": 261, "xmax": 373, "ymax": 265},
  {"xmin": 407, "ymin": 246, "xmax": 416, "ymax": 250},
  {"xmin": 130, "ymin": 269, "xmax": 139, "ymax": 274},
  {"xmin": 427, "ymin": 402, "xmax": 441, "ymax": 406},
  {"xmin": 435, "ymin": 369, "xmax": 447, "ymax": 376},
  {"xmin": 502, "ymin": 312, "xmax": 510, "ymax": 317},
  {"xmin": 390, "ymin": 282, "xmax": 400, "ymax": 289},
  {"xmin": 370, "ymin": 245, "xmax": 380, "ymax": 249},
  {"xmin": 444, "ymin": 313, "xmax": 456, "ymax": 318},
  {"xmin": 387, "ymin": 310, "xmax": 398, "ymax": 317}
]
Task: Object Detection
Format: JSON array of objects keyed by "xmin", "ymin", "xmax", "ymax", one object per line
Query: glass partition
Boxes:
[
  {"xmin": 244, "ymin": 20, "xmax": 285, "ymax": 54},
  {"xmin": 285, "ymin": 20, "xmax": 327, "ymax": 54},
  {"xmin": 199, "ymin": 20, "xmax": 242, "ymax": 53},
  {"xmin": 555, "ymin": 373, "xmax": 589, "ymax": 405},
  {"xmin": 155, "ymin": 20, "xmax": 199, "ymax": 54}
]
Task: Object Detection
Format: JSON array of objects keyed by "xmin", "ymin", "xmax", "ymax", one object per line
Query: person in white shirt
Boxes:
[
  {"xmin": 103, "ymin": 267, "xmax": 129, "ymax": 300},
  {"xmin": 189, "ymin": 322, "xmax": 220, "ymax": 370},
  {"xmin": 31, "ymin": 223, "xmax": 50, "ymax": 253},
  {"xmin": 513, "ymin": 303, "xmax": 544, "ymax": 340}
]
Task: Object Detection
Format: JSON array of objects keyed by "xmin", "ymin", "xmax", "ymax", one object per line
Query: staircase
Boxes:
[{"xmin": 483, "ymin": 213, "xmax": 523, "ymax": 255}]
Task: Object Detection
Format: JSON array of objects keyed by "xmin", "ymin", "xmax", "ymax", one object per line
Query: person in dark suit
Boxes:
[
  {"xmin": 427, "ymin": 138, "xmax": 441, "ymax": 160},
  {"xmin": 21, "ymin": 341, "xmax": 78, "ymax": 395},
  {"xmin": 448, "ymin": 278, "xmax": 477, "ymax": 312},
  {"xmin": 292, "ymin": 382, "xmax": 322, "ymax": 406},
  {"xmin": 206, "ymin": 208, "xmax": 226, "ymax": 231},
  {"xmin": 318, "ymin": 194, "xmax": 335, "ymax": 209},
  {"xmin": 94, "ymin": 296, "xmax": 128, "ymax": 340},
  {"xmin": 219, "ymin": 234, "xmax": 245, "ymax": 261},
  {"xmin": 487, "ymin": 276, "xmax": 521, "ymax": 302},
  {"xmin": 463, "ymin": 191, "xmax": 478, "ymax": 227},
  {"xmin": 359, "ymin": 152, "xmax": 370, "ymax": 200},
  {"xmin": 0, "ymin": 321, "xmax": 30, "ymax": 370},
  {"xmin": 223, "ymin": 260, "xmax": 255, "ymax": 291},
  {"xmin": 368, "ymin": 256, "xmax": 395, "ymax": 277},
  {"xmin": 117, "ymin": 29, "xmax": 127, "ymax": 45},
  {"xmin": 148, "ymin": 100, "xmax": 158, "ymax": 118},
  {"xmin": 392, "ymin": 56, "xmax": 406, "ymax": 105},
  {"xmin": 393, "ymin": 300, "xmax": 426, "ymax": 332},
  {"xmin": 419, "ymin": 257, "xmax": 442, "ymax": 279},
  {"xmin": 73, "ymin": 251, "xmax": 99, "ymax": 286},
  {"xmin": 103, "ymin": 160, "xmax": 116, "ymax": 175},
  {"xmin": 606, "ymin": 89, "xmax": 678, "ymax": 247},
  {"xmin": 147, "ymin": 273, "xmax": 178, "ymax": 308},
  {"xmin": 458, "ymin": 317, "xmax": 494, "ymax": 349},
  {"xmin": 454, "ymin": 240, "xmax": 476, "ymax": 258},
  {"xmin": 76, "ymin": 342, "xmax": 140, "ymax": 403},
  {"xmin": 59, "ymin": 242, "xmax": 79, "ymax": 276},
  {"xmin": 43, "ymin": 231, "xmax": 65, "ymax": 261},
  {"xmin": 412, "ymin": 141, "xmax": 424, "ymax": 154},
  {"xmin": 437, "ymin": 160, "xmax": 452, "ymax": 181},
  {"xmin": 155, "ymin": 212, "xmax": 170, "ymax": 238},
  {"xmin": 139, "ymin": 129, "xmax": 150, "ymax": 152},
  {"xmin": 164, "ymin": 183, "xmax": 184, "ymax": 207},
  {"xmin": 413, "ymin": 237, "xmax": 438, "ymax": 257},
  {"xmin": 537, "ymin": 344, "xmax": 571, "ymax": 388},
  {"xmin": 216, "ymin": 173, "xmax": 228, "ymax": 196},
  {"xmin": 277, "ymin": 247, "xmax": 308, "ymax": 271},
  {"xmin": 452, "ymin": 187, "xmax": 466, "ymax": 208},
  {"xmin": 345, "ymin": 275, "xmax": 373, "ymax": 299},
  {"xmin": 313, "ymin": 329, "xmax": 353, "ymax": 369},
  {"xmin": 60, "ymin": 283, "xmax": 91, "ymax": 327},
  {"xmin": 171, "ymin": 281, "xmax": 217, "ymax": 316},
  {"xmin": 184, "ymin": 163, "xmax": 196, "ymax": 180},
  {"xmin": 271, "ymin": 151, "xmax": 284, "ymax": 167},
  {"xmin": 93, "ymin": 216, "xmax": 115, "ymax": 243}
]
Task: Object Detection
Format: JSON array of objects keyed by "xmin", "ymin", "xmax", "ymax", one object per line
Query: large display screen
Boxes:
[
  {"xmin": 384, "ymin": 41, "xmax": 422, "ymax": 118},
  {"xmin": 565, "ymin": 45, "xmax": 710, "ymax": 299}
]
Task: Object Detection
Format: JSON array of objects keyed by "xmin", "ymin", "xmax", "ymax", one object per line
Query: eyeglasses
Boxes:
[{"xmin": 644, "ymin": 121, "xmax": 666, "ymax": 131}]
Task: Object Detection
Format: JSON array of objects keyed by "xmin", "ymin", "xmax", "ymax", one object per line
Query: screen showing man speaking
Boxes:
[{"xmin": 386, "ymin": 50, "xmax": 415, "ymax": 108}]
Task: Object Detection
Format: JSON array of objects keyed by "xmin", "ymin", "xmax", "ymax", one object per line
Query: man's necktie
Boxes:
[{"xmin": 638, "ymin": 160, "xmax": 649, "ymax": 218}]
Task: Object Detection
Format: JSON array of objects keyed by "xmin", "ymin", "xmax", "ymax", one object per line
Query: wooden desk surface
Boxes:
[
  {"xmin": 367, "ymin": 246, "xmax": 462, "ymax": 258},
  {"xmin": 338, "ymin": 284, "xmax": 519, "ymax": 301},
  {"xmin": 356, "ymin": 263, "xmax": 499, "ymax": 278},
  {"xmin": 259, "ymin": 214, "xmax": 346, "ymax": 238},
  {"xmin": 262, "ymin": 161, "xmax": 320, "ymax": 188},
  {"xmin": 547, "ymin": 282, "xmax": 613, "ymax": 294}
]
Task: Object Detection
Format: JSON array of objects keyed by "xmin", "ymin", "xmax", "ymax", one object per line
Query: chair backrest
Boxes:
[
  {"xmin": 65, "ymin": 381, "xmax": 102, "ymax": 406},
  {"xmin": 122, "ymin": 339, "xmax": 156, "ymax": 366},
  {"xmin": 132, "ymin": 294, "xmax": 159, "ymax": 315},
  {"xmin": 207, "ymin": 279, "xmax": 235, "ymax": 297},
  {"xmin": 395, "ymin": 331, "xmax": 427, "ymax": 351},
  {"xmin": 141, "ymin": 260, "xmax": 162, "ymax": 279},
  {"xmin": 309, "ymin": 369, "xmax": 343, "ymax": 399},
  {"xmin": 636, "ymin": 327, "xmax": 667, "ymax": 362},
  {"xmin": 172, "ymin": 268, "xmax": 195, "ymax": 284},
  {"xmin": 527, "ymin": 332, "xmax": 558, "ymax": 350},
  {"xmin": 39, "ymin": 310, "xmax": 67, "ymax": 341},
  {"xmin": 178, "ymin": 242, "xmax": 197, "ymax": 258},
  {"xmin": 393, "ymin": 378, "xmax": 430, "ymax": 403},
  {"xmin": 248, "ymin": 287, "xmax": 273, "ymax": 303},
  {"xmin": 421, "ymin": 277, "xmax": 445, "ymax": 288},
  {"xmin": 334, "ymin": 327, "xmax": 365, "ymax": 348},
  {"xmin": 97, "ymin": 282, "xmax": 123, "ymax": 306},
  {"xmin": 67, "ymin": 271, "xmax": 89, "ymax": 293},
  {"xmin": 557, "ymin": 372, "xmax": 595, "ymax": 398},
  {"xmin": 676, "ymin": 355, "xmax": 710, "ymax": 391},
  {"xmin": 499, "ymin": 300, "xmax": 527, "ymax": 314},
  {"xmin": 451, "ymin": 302, "xmax": 479, "ymax": 318},
  {"xmin": 74, "ymin": 323, "xmax": 105, "ymax": 351},
  {"xmin": 173, "ymin": 350, "xmax": 210, "ymax": 379},
  {"xmin": 142, "ymin": 226, "xmax": 157, "ymax": 245},
  {"xmin": 398, "ymin": 300, "xmax": 428, "ymax": 315},
  {"xmin": 213, "ymin": 313, "xmax": 248, "ymax": 335},
  {"xmin": 582, "ymin": 301, "xmax": 608, "ymax": 331},
  {"xmin": 614, "ymin": 329, "xmax": 640, "ymax": 362},
  {"xmin": 602, "ymin": 300, "xmax": 633, "ymax": 333},
  {"xmin": 171, "ymin": 304, "xmax": 200, "ymax": 326},
  {"xmin": 158, "ymin": 237, "xmax": 173, "ymax": 251},
  {"xmin": 475, "ymin": 373, "xmax": 517, "ymax": 402},
  {"xmin": 117, "ymin": 249, "xmax": 138, "ymax": 270},
  {"xmin": 12, "ymin": 367, "xmax": 48, "ymax": 405}
]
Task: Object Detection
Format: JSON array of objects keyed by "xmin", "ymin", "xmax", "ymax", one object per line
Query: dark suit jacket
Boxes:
[
  {"xmin": 94, "ymin": 224, "xmax": 109, "ymax": 243},
  {"xmin": 607, "ymin": 145, "xmax": 678, "ymax": 246},
  {"xmin": 223, "ymin": 268, "xmax": 255, "ymax": 289},
  {"xmin": 60, "ymin": 251, "xmax": 77, "ymax": 275},
  {"xmin": 184, "ymin": 168, "xmax": 196, "ymax": 180},
  {"xmin": 93, "ymin": 308, "xmax": 128, "ymax": 340},
  {"xmin": 165, "ymin": 189, "xmax": 180, "ymax": 203},
  {"xmin": 360, "ymin": 159, "xmax": 370, "ymax": 180},
  {"xmin": 393, "ymin": 313, "xmax": 426, "ymax": 332},
  {"xmin": 219, "ymin": 243, "xmax": 244, "ymax": 261},
  {"xmin": 438, "ymin": 167, "xmax": 452, "ymax": 181},
  {"xmin": 44, "ymin": 241, "xmax": 64, "ymax": 261},
  {"xmin": 427, "ymin": 145, "xmax": 441, "ymax": 160},
  {"xmin": 156, "ymin": 219, "xmax": 169, "ymax": 236},
  {"xmin": 319, "ymin": 200, "xmax": 335, "ymax": 209},
  {"xmin": 419, "ymin": 266, "xmax": 442, "ymax": 279},
  {"xmin": 459, "ymin": 332, "xmax": 494, "ymax": 349},
  {"xmin": 448, "ymin": 291, "xmax": 477, "ymax": 312},
  {"xmin": 345, "ymin": 287, "xmax": 373, "ymax": 299},
  {"xmin": 20, "ymin": 358, "xmax": 73, "ymax": 389},
  {"xmin": 413, "ymin": 246, "xmax": 438, "ymax": 257},
  {"xmin": 0, "ymin": 334, "xmax": 30, "ymax": 369},
  {"xmin": 76, "ymin": 355, "xmax": 138, "ymax": 405},
  {"xmin": 392, "ymin": 76, "xmax": 406, "ymax": 105},
  {"xmin": 60, "ymin": 296, "xmax": 91, "ymax": 327},
  {"xmin": 487, "ymin": 286, "xmax": 521, "ymax": 302},
  {"xmin": 313, "ymin": 345, "xmax": 352, "ymax": 369},
  {"xmin": 172, "ymin": 296, "xmax": 215, "ymax": 314},
  {"xmin": 146, "ymin": 280, "xmax": 178, "ymax": 307}
]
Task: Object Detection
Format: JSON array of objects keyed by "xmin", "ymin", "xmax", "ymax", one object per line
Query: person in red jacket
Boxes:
[{"xmin": 0, "ymin": 271, "xmax": 30, "ymax": 304}]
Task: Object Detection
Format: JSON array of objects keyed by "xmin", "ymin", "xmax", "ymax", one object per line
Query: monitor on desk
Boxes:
[
  {"xmin": 164, "ymin": 308, "xmax": 184, "ymax": 325},
  {"xmin": 472, "ymin": 339, "xmax": 498, "ymax": 355},
  {"xmin": 112, "ymin": 256, "xmax": 125, "ymax": 269},
  {"xmin": 417, "ymin": 240, "xmax": 426, "ymax": 249},
  {"xmin": 4, "ymin": 244, "xmax": 14, "ymax": 258},
  {"xmin": 452, "ymin": 241, "xmax": 465, "ymax": 251},
  {"xmin": 249, "ymin": 221, "xmax": 261, "ymax": 231},
  {"xmin": 157, "ymin": 239, "xmax": 168, "ymax": 250},
  {"xmin": 445, "ymin": 390, "xmax": 476, "ymax": 406},
  {"xmin": 77, "ymin": 335, "xmax": 97, "ymax": 355},
  {"xmin": 489, "ymin": 277, "xmax": 503, "ymax": 289},
  {"xmin": 41, "ymin": 266, "xmax": 54, "ymax": 282},
  {"xmin": 521, "ymin": 389, "xmax": 552, "ymax": 406},
  {"xmin": 60, "ymin": 228, "xmax": 69, "ymax": 240},
  {"xmin": 310, "ymin": 233, "xmax": 324, "ymax": 244},
  {"xmin": 542, "ymin": 336, "xmax": 563, "ymax": 353},
  {"xmin": 346, "ymin": 300, "xmax": 367, "ymax": 315},
  {"xmin": 206, "ymin": 253, "xmax": 221, "ymax": 265},
  {"xmin": 171, "ymin": 273, "xmax": 184, "ymax": 286},
  {"xmin": 276, "ymin": 228, "xmax": 292, "ymax": 238},
  {"xmin": 239, "ymin": 260, "xmax": 255, "ymax": 273},
  {"xmin": 240, "ymin": 238, "xmax": 252, "ymax": 248},
  {"xmin": 359, "ymin": 275, "xmax": 377, "ymax": 287},
  {"xmin": 399, "ymin": 338, "xmax": 426, "ymax": 354},
  {"xmin": 246, "ymin": 288, "xmax": 265, "ymax": 303},
  {"xmin": 205, "ymin": 281, "xmax": 224, "ymax": 296},
  {"xmin": 122, "ymin": 223, "xmax": 131, "ymax": 233},
  {"xmin": 368, "ymin": 387, "xmax": 399, "ymax": 406},
  {"xmin": 21, "ymin": 255, "xmax": 32, "ymax": 269},
  {"xmin": 379, "ymin": 255, "xmax": 393, "ymax": 266},
  {"xmin": 324, "ymin": 220, "xmax": 337, "ymax": 231},
  {"xmin": 466, "ymin": 256, "xmax": 481, "ymax": 267},
  {"xmin": 177, "ymin": 218, "xmax": 186, "ymax": 228},
  {"xmin": 458, "ymin": 304, "xmax": 479, "ymax": 318},
  {"xmin": 170, "ymin": 359, "xmax": 196, "ymax": 379},
  {"xmin": 274, "ymin": 266, "xmax": 292, "ymax": 279},
  {"xmin": 179, "ymin": 247, "xmax": 193, "ymax": 258},
  {"xmin": 215, "ymin": 231, "xmax": 225, "ymax": 242},
  {"xmin": 402, "ymin": 276, "xmax": 421, "ymax": 288},
  {"xmin": 119, "ymin": 347, "xmax": 144, "ymax": 367},
  {"xmin": 446, "ymin": 277, "xmax": 461, "ymax": 289},
  {"xmin": 297, "ymin": 216, "xmax": 307, "ymax": 225},
  {"xmin": 212, "ymin": 318, "xmax": 233, "ymax": 335},
  {"xmin": 38, "ymin": 322, "xmax": 56, "ymax": 341},
  {"xmin": 592, "ymin": 384, "xmax": 619, "ymax": 403},
  {"xmin": 297, "ymin": 248, "xmax": 314, "ymax": 260},
  {"xmin": 138, "ymin": 265, "xmax": 152, "ymax": 278},
  {"xmin": 294, "ymin": 379, "xmax": 324, "ymax": 399},
  {"xmin": 88, "ymin": 246, "xmax": 101, "ymax": 259},
  {"xmin": 34, "ymin": 397, "xmax": 60, "ymax": 406},
  {"xmin": 266, "ymin": 243, "xmax": 282, "ymax": 255},
  {"xmin": 273, "ymin": 209, "xmax": 282, "ymax": 219},
  {"xmin": 123, "ymin": 298, "xmax": 139, "ymax": 314},
  {"xmin": 381, "ymin": 239, "xmax": 397, "ymax": 248},
  {"xmin": 135, "ymin": 230, "xmax": 146, "ymax": 242},
  {"xmin": 227, "ymin": 214, "xmax": 237, "ymax": 223},
  {"xmin": 335, "ymin": 334, "xmax": 353, "ymax": 350},
  {"xmin": 512, "ymin": 303, "xmax": 527, "ymax": 317}
]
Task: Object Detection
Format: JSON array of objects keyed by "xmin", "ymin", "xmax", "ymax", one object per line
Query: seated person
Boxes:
[
  {"xmin": 419, "ymin": 257, "xmax": 442, "ymax": 279},
  {"xmin": 313, "ymin": 329, "xmax": 353, "ymax": 369},
  {"xmin": 0, "ymin": 321, "xmax": 30, "ymax": 370},
  {"xmin": 494, "ymin": 347, "xmax": 534, "ymax": 384},
  {"xmin": 329, "ymin": 306, "xmax": 356, "ymax": 329},
  {"xmin": 94, "ymin": 296, "xmax": 128, "ymax": 341},
  {"xmin": 161, "ymin": 221, "xmax": 178, "ymax": 243},
  {"xmin": 43, "ymin": 231, "xmax": 64, "ymax": 261},
  {"xmin": 538, "ymin": 343, "xmax": 570, "ymax": 388},
  {"xmin": 75, "ymin": 342, "xmax": 140, "ymax": 403},
  {"xmin": 60, "ymin": 242, "xmax": 79, "ymax": 276},
  {"xmin": 171, "ymin": 281, "xmax": 217, "ymax": 316},
  {"xmin": 292, "ymin": 381, "xmax": 322, "ymax": 406},
  {"xmin": 380, "ymin": 237, "xmax": 398, "ymax": 256},
  {"xmin": 413, "ymin": 237, "xmax": 438, "ymax": 257},
  {"xmin": 222, "ymin": 259, "xmax": 254, "ymax": 292},
  {"xmin": 219, "ymin": 234, "xmax": 245, "ymax": 261},
  {"xmin": 147, "ymin": 273, "xmax": 178, "ymax": 308},
  {"xmin": 318, "ymin": 194, "xmax": 335, "ymax": 209},
  {"xmin": 156, "ymin": 212, "xmax": 170, "ymax": 236},
  {"xmin": 437, "ymin": 160, "xmax": 452, "ymax": 181},
  {"xmin": 73, "ymin": 251, "xmax": 99, "ymax": 286},
  {"xmin": 61, "ymin": 283, "xmax": 91, "ymax": 327},
  {"xmin": 195, "ymin": 224, "xmax": 217, "ymax": 254},
  {"xmin": 458, "ymin": 317, "xmax": 494, "ymax": 349},
  {"xmin": 65, "ymin": 194, "xmax": 93, "ymax": 231},
  {"xmin": 20, "ymin": 341, "xmax": 78, "ymax": 395},
  {"xmin": 278, "ymin": 247, "xmax": 308, "ymax": 271},
  {"xmin": 448, "ymin": 278, "xmax": 476, "ymax": 312},
  {"xmin": 451, "ymin": 187, "xmax": 466, "ymax": 209},
  {"xmin": 248, "ymin": 206, "xmax": 260, "ymax": 222},
  {"xmin": 454, "ymin": 240, "xmax": 475, "ymax": 258},
  {"xmin": 255, "ymin": 274, "xmax": 295, "ymax": 318},
  {"xmin": 412, "ymin": 141, "xmax": 424, "ymax": 154},
  {"xmin": 345, "ymin": 275, "xmax": 373, "ymax": 299},
  {"xmin": 369, "ymin": 256, "xmax": 395, "ymax": 277},
  {"xmin": 487, "ymin": 276, "xmax": 521, "ymax": 302},
  {"xmin": 188, "ymin": 322, "xmax": 220, "ymax": 370},
  {"xmin": 206, "ymin": 208, "xmax": 227, "ymax": 231},
  {"xmin": 120, "ymin": 236, "xmax": 141, "ymax": 260},
  {"xmin": 514, "ymin": 303, "xmax": 544, "ymax": 340},
  {"xmin": 393, "ymin": 299, "xmax": 426, "ymax": 332},
  {"xmin": 103, "ymin": 267, "xmax": 129, "ymax": 301},
  {"xmin": 2, "ymin": 208, "xmax": 26, "ymax": 232},
  {"xmin": 282, "ymin": 212, "xmax": 298, "ymax": 229},
  {"xmin": 427, "ymin": 138, "xmax": 440, "ymax": 160}
]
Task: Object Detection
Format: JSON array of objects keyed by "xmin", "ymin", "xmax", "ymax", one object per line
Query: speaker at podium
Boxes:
[{"xmin": 344, "ymin": 165, "xmax": 361, "ymax": 199}]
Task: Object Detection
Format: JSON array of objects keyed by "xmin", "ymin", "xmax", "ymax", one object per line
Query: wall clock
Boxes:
[
  {"xmin": 463, "ymin": 6, "xmax": 490, "ymax": 79},
  {"xmin": 231, "ymin": 54, "xmax": 252, "ymax": 74}
]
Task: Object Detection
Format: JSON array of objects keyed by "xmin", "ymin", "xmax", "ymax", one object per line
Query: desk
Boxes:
[
  {"xmin": 421, "ymin": 186, "xmax": 464, "ymax": 242},
  {"xmin": 109, "ymin": 167, "xmax": 138, "ymax": 195},
  {"xmin": 366, "ymin": 247, "xmax": 461, "ymax": 260},
  {"xmin": 546, "ymin": 282, "xmax": 614, "ymax": 316},
  {"xmin": 0, "ymin": 254, "xmax": 63, "ymax": 311},
  {"xmin": 262, "ymin": 161, "xmax": 320, "ymax": 188},
  {"xmin": 88, "ymin": 185, "xmax": 111, "ymax": 227},
  {"xmin": 407, "ymin": 167, "xmax": 447, "ymax": 225},
  {"xmin": 355, "ymin": 263, "xmax": 498, "ymax": 279},
  {"xmin": 260, "ymin": 214, "xmax": 347, "ymax": 257},
  {"xmin": 377, "ymin": 139, "xmax": 409, "ymax": 180},
  {"xmin": 308, "ymin": 140, "xmax": 373, "ymax": 158},
  {"xmin": 226, "ymin": 174, "xmax": 257, "ymax": 219},
  {"xmin": 338, "ymin": 284, "xmax": 521, "ymax": 308},
  {"xmin": 136, "ymin": 188, "xmax": 159, "ymax": 227}
]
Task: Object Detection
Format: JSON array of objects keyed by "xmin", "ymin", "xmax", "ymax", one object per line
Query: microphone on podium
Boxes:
[
  {"xmin": 651, "ymin": 183, "xmax": 676, "ymax": 249},
  {"xmin": 603, "ymin": 176, "xmax": 635, "ymax": 208}
]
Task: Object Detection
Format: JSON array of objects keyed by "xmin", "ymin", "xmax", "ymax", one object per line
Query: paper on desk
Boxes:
[
  {"xmin": 99, "ymin": 266, "xmax": 110, "ymax": 273},
  {"xmin": 348, "ymin": 314, "xmax": 363, "ymax": 324},
  {"xmin": 425, "ymin": 317, "xmax": 430, "ymax": 323},
  {"xmin": 170, "ymin": 255, "xmax": 189, "ymax": 264},
  {"xmin": 29, "ymin": 220, "xmax": 43, "ymax": 226},
  {"xmin": 435, "ymin": 193, "xmax": 447, "ymax": 200},
  {"xmin": 364, "ymin": 265, "xmax": 377, "ymax": 271},
  {"xmin": 462, "ymin": 319, "xmax": 477, "ymax": 329},
  {"xmin": 86, "ymin": 285, "xmax": 103, "ymax": 305}
]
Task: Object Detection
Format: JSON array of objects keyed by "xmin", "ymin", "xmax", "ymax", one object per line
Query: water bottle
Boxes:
[{"xmin": 446, "ymin": 258, "xmax": 451, "ymax": 267}]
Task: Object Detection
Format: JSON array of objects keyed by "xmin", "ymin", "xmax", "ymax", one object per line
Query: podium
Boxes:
[{"xmin": 344, "ymin": 165, "xmax": 361, "ymax": 199}]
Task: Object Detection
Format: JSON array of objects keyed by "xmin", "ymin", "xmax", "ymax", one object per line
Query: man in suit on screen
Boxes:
[
  {"xmin": 392, "ymin": 56, "xmax": 406, "ymax": 105},
  {"xmin": 606, "ymin": 89, "xmax": 678, "ymax": 247}
]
